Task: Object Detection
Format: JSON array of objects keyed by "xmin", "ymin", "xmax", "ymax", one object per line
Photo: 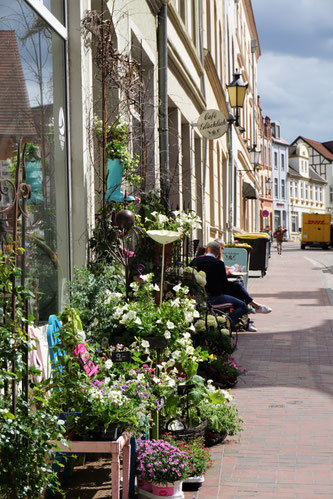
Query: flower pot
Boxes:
[
  {"xmin": 105, "ymin": 158, "xmax": 135, "ymax": 202},
  {"xmin": 137, "ymin": 478, "xmax": 153, "ymax": 492},
  {"xmin": 182, "ymin": 475, "xmax": 204, "ymax": 491},
  {"xmin": 151, "ymin": 480, "xmax": 182, "ymax": 496}
]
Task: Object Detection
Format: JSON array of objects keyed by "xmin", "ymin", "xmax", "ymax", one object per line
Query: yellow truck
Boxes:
[{"xmin": 301, "ymin": 213, "xmax": 331, "ymax": 250}]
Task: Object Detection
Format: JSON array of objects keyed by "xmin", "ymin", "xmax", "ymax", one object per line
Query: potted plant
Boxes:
[
  {"xmin": 200, "ymin": 354, "xmax": 247, "ymax": 387},
  {"xmin": 193, "ymin": 315, "xmax": 234, "ymax": 355},
  {"xmin": 199, "ymin": 397, "xmax": 244, "ymax": 446},
  {"xmin": 94, "ymin": 118, "xmax": 140, "ymax": 203},
  {"xmin": 136, "ymin": 439, "xmax": 190, "ymax": 497},
  {"xmin": 162, "ymin": 436, "xmax": 213, "ymax": 490}
]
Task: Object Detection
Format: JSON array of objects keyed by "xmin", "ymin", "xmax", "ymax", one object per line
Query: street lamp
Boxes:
[
  {"xmin": 227, "ymin": 71, "xmax": 248, "ymax": 127},
  {"xmin": 249, "ymin": 145, "xmax": 261, "ymax": 170},
  {"xmin": 265, "ymin": 177, "xmax": 272, "ymax": 196}
]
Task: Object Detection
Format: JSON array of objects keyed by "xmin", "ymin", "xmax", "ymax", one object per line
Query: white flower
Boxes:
[
  {"xmin": 129, "ymin": 369, "xmax": 136, "ymax": 377},
  {"xmin": 193, "ymin": 310, "xmax": 200, "ymax": 318},
  {"xmin": 183, "ymin": 332, "xmax": 191, "ymax": 340},
  {"xmin": 173, "ymin": 284, "xmax": 182, "ymax": 293},
  {"xmin": 167, "ymin": 321, "xmax": 175, "ymax": 329},
  {"xmin": 184, "ymin": 311, "xmax": 194, "ymax": 322},
  {"xmin": 140, "ymin": 274, "xmax": 151, "ymax": 282},
  {"xmin": 186, "ymin": 345, "xmax": 194, "ymax": 354},
  {"xmin": 164, "ymin": 330, "xmax": 171, "ymax": 339},
  {"xmin": 189, "ymin": 324, "xmax": 196, "ymax": 332},
  {"xmin": 114, "ymin": 308, "xmax": 123, "ymax": 319},
  {"xmin": 92, "ymin": 318, "xmax": 99, "ymax": 327},
  {"xmin": 152, "ymin": 377, "xmax": 161, "ymax": 384},
  {"xmin": 172, "ymin": 350, "xmax": 181, "ymax": 360},
  {"xmin": 141, "ymin": 340, "xmax": 150, "ymax": 348},
  {"xmin": 156, "ymin": 319, "xmax": 162, "ymax": 324},
  {"xmin": 107, "ymin": 390, "xmax": 124, "ymax": 406},
  {"xmin": 57, "ymin": 419, "xmax": 65, "ymax": 426},
  {"xmin": 120, "ymin": 313, "xmax": 129, "ymax": 324},
  {"xmin": 105, "ymin": 289, "xmax": 113, "ymax": 303},
  {"xmin": 77, "ymin": 330, "xmax": 86, "ymax": 341},
  {"xmin": 127, "ymin": 310, "xmax": 137, "ymax": 320},
  {"xmin": 158, "ymin": 213, "xmax": 168, "ymax": 225},
  {"xmin": 105, "ymin": 359, "xmax": 113, "ymax": 370},
  {"xmin": 135, "ymin": 317, "xmax": 142, "ymax": 325},
  {"xmin": 221, "ymin": 389, "xmax": 234, "ymax": 402},
  {"xmin": 130, "ymin": 282, "xmax": 138, "ymax": 289},
  {"xmin": 137, "ymin": 373, "xmax": 145, "ymax": 381},
  {"xmin": 153, "ymin": 284, "xmax": 160, "ymax": 291},
  {"xmin": 170, "ymin": 298, "xmax": 180, "ymax": 307}
]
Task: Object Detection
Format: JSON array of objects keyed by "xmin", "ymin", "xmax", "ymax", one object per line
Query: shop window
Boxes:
[
  {"xmin": 0, "ymin": 0, "xmax": 69, "ymax": 321},
  {"xmin": 274, "ymin": 178, "xmax": 278, "ymax": 198}
]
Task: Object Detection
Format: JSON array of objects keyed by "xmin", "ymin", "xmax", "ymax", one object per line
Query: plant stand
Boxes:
[{"xmin": 56, "ymin": 432, "xmax": 131, "ymax": 499}]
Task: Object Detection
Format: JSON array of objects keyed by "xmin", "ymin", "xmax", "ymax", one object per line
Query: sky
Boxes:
[{"xmin": 251, "ymin": 0, "xmax": 333, "ymax": 145}]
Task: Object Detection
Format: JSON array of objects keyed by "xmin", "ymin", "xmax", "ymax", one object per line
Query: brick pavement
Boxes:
[{"xmin": 193, "ymin": 242, "xmax": 333, "ymax": 499}]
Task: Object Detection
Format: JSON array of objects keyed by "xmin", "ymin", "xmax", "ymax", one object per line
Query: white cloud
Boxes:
[
  {"xmin": 257, "ymin": 52, "xmax": 333, "ymax": 143},
  {"xmin": 252, "ymin": 0, "xmax": 333, "ymax": 143}
]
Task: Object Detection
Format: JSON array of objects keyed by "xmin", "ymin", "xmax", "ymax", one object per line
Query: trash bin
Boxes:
[{"xmin": 233, "ymin": 232, "xmax": 270, "ymax": 277}]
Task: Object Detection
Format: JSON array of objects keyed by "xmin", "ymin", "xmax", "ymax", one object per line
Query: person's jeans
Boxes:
[
  {"xmin": 228, "ymin": 281, "xmax": 253, "ymax": 305},
  {"xmin": 208, "ymin": 293, "xmax": 248, "ymax": 325}
]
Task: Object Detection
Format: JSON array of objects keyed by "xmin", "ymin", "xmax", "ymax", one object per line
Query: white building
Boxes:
[
  {"xmin": 288, "ymin": 142, "xmax": 327, "ymax": 239},
  {"xmin": 271, "ymin": 122, "xmax": 289, "ymax": 233},
  {"xmin": 291, "ymin": 136, "xmax": 333, "ymax": 214}
]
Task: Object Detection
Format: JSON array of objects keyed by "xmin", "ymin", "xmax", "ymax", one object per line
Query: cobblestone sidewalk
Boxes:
[{"xmin": 195, "ymin": 242, "xmax": 333, "ymax": 498}]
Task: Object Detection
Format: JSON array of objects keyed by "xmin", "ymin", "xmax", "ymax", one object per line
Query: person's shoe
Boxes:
[
  {"xmin": 256, "ymin": 305, "xmax": 272, "ymax": 314},
  {"xmin": 247, "ymin": 304, "xmax": 256, "ymax": 314},
  {"xmin": 247, "ymin": 323, "xmax": 257, "ymax": 332}
]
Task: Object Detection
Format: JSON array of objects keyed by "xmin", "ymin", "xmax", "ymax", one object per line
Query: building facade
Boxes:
[
  {"xmin": 288, "ymin": 142, "xmax": 327, "ymax": 239},
  {"xmin": 0, "ymin": 0, "xmax": 265, "ymax": 319},
  {"xmin": 271, "ymin": 122, "xmax": 289, "ymax": 233}
]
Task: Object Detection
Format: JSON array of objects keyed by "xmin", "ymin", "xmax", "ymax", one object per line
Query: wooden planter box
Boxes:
[{"xmin": 56, "ymin": 432, "xmax": 131, "ymax": 498}]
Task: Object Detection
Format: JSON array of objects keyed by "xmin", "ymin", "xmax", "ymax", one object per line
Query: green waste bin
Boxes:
[{"xmin": 233, "ymin": 232, "xmax": 270, "ymax": 277}]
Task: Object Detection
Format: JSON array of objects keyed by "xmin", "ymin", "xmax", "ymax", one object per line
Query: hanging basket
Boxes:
[{"xmin": 163, "ymin": 418, "xmax": 208, "ymax": 442}]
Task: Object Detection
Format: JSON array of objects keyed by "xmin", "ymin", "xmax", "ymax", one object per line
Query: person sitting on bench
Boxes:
[
  {"xmin": 190, "ymin": 241, "xmax": 271, "ymax": 332},
  {"xmin": 214, "ymin": 239, "xmax": 272, "ymax": 314}
]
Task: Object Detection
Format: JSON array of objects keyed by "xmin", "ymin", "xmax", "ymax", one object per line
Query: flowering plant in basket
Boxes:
[{"xmin": 136, "ymin": 439, "xmax": 190, "ymax": 484}]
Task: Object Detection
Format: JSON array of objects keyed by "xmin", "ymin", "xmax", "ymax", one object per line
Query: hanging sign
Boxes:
[
  {"xmin": 262, "ymin": 210, "xmax": 269, "ymax": 218},
  {"xmin": 197, "ymin": 109, "xmax": 228, "ymax": 139}
]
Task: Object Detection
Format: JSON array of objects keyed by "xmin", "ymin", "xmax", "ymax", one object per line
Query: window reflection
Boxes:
[{"xmin": 0, "ymin": 0, "xmax": 69, "ymax": 322}]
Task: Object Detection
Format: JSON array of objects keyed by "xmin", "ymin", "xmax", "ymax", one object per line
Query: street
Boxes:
[{"xmin": 195, "ymin": 241, "xmax": 333, "ymax": 498}]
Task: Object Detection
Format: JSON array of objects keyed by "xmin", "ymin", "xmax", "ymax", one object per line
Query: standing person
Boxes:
[{"xmin": 273, "ymin": 225, "xmax": 287, "ymax": 255}]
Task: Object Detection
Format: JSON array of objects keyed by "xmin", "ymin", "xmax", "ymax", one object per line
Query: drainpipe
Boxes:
[
  {"xmin": 199, "ymin": 0, "xmax": 207, "ymax": 242},
  {"xmin": 227, "ymin": 119, "xmax": 234, "ymax": 243},
  {"xmin": 251, "ymin": 39, "xmax": 258, "ymax": 232},
  {"xmin": 158, "ymin": 1, "xmax": 169, "ymax": 209}
]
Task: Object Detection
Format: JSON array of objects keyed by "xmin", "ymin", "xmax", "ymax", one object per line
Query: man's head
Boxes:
[
  {"xmin": 215, "ymin": 238, "xmax": 225, "ymax": 250},
  {"xmin": 206, "ymin": 240, "xmax": 221, "ymax": 257}
]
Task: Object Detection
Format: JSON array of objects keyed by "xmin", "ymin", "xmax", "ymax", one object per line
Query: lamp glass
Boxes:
[
  {"xmin": 250, "ymin": 147, "xmax": 261, "ymax": 166},
  {"xmin": 227, "ymin": 84, "xmax": 247, "ymax": 108}
]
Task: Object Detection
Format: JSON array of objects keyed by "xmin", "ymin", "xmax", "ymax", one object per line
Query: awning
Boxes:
[{"xmin": 243, "ymin": 182, "xmax": 258, "ymax": 199}]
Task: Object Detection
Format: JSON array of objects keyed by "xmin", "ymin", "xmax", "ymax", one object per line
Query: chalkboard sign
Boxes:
[
  {"xmin": 177, "ymin": 384, "xmax": 195, "ymax": 396},
  {"xmin": 112, "ymin": 351, "xmax": 131, "ymax": 363},
  {"xmin": 142, "ymin": 336, "xmax": 167, "ymax": 350}
]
